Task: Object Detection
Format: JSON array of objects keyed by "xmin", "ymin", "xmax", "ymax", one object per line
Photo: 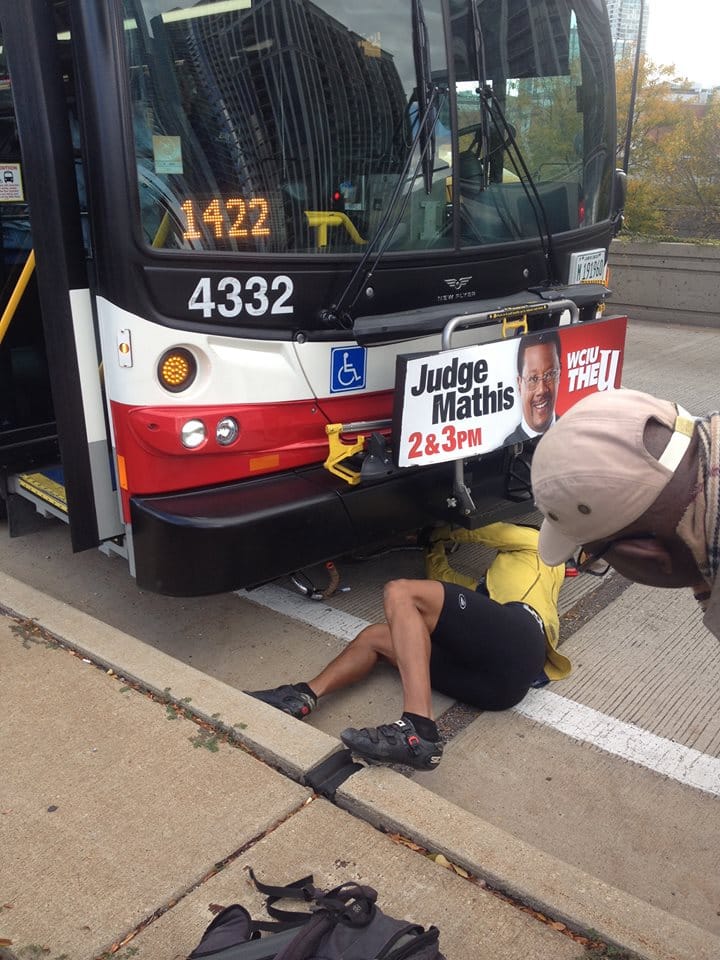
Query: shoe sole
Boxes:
[{"xmin": 341, "ymin": 741, "xmax": 442, "ymax": 772}]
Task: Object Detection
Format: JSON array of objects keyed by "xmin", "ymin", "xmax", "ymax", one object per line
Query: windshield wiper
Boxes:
[
  {"xmin": 412, "ymin": 0, "xmax": 436, "ymax": 194},
  {"xmin": 320, "ymin": 87, "xmax": 444, "ymax": 329},
  {"xmin": 481, "ymin": 84, "xmax": 558, "ymax": 284},
  {"xmin": 469, "ymin": 0, "xmax": 490, "ymax": 192},
  {"xmin": 469, "ymin": 1, "xmax": 557, "ymax": 283},
  {"xmin": 319, "ymin": 0, "xmax": 444, "ymax": 328}
]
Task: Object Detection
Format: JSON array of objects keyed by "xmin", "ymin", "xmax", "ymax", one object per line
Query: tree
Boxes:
[
  {"xmin": 615, "ymin": 55, "xmax": 678, "ymax": 234},
  {"xmin": 660, "ymin": 94, "xmax": 720, "ymax": 238},
  {"xmin": 615, "ymin": 55, "xmax": 720, "ymax": 240}
]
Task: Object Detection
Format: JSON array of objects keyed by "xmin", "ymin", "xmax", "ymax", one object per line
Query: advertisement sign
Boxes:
[{"xmin": 392, "ymin": 316, "xmax": 627, "ymax": 468}]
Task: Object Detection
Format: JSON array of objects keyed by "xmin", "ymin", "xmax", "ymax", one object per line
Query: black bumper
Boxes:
[{"xmin": 130, "ymin": 462, "xmax": 457, "ymax": 596}]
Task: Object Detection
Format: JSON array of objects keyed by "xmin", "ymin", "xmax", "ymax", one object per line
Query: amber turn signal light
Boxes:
[{"xmin": 158, "ymin": 347, "xmax": 197, "ymax": 392}]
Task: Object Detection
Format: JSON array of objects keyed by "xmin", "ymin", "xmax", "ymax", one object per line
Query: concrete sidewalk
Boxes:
[{"xmin": 2, "ymin": 572, "xmax": 719, "ymax": 960}]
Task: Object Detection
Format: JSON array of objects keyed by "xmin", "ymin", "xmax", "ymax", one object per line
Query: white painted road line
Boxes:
[
  {"xmin": 241, "ymin": 584, "xmax": 369, "ymax": 641},
  {"xmin": 243, "ymin": 584, "xmax": 720, "ymax": 798},
  {"xmin": 515, "ymin": 688, "xmax": 720, "ymax": 798}
]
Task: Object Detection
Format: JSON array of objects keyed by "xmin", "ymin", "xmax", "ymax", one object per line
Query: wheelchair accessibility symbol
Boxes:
[{"xmin": 330, "ymin": 345, "xmax": 366, "ymax": 393}]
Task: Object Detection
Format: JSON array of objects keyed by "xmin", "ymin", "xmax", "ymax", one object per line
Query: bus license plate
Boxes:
[{"xmin": 568, "ymin": 249, "xmax": 605, "ymax": 284}]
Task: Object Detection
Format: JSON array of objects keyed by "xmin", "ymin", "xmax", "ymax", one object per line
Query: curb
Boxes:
[{"xmin": 2, "ymin": 570, "xmax": 718, "ymax": 960}]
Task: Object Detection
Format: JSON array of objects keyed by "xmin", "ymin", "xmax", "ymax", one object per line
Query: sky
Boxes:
[{"xmin": 645, "ymin": 0, "xmax": 720, "ymax": 87}]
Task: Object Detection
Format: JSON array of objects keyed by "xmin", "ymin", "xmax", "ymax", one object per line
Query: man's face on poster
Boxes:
[{"xmin": 517, "ymin": 342, "xmax": 561, "ymax": 433}]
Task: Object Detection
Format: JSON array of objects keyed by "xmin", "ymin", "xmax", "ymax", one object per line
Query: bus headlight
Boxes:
[
  {"xmin": 158, "ymin": 347, "xmax": 197, "ymax": 392},
  {"xmin": 216, "ymin": 417, "xmax": 239, "ymax": 445},
  {"xmin": 180, "ymin": 419, "xmax": 206, "ymax": 449}
]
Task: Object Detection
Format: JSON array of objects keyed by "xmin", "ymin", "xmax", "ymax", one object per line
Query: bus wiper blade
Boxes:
[
  {"xmin": 320, "ymin": 0, "xmax": 442, "ymax": 328},
  {"xmin": 412, "ymin": 0, "xmax": 436, "ymax": 193},
  {"xmin": 481, "ymin": 85, "xmax": 558, "ymax": 284},
  {"xmin": 470, "ymin": 0, "xmax": 490, "ymax": 192},
  {"xmin": 321, "ymin": 88, "xmax": 444, "ymax": 329}
]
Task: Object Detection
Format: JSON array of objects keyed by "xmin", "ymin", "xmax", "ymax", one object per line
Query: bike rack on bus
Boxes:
[{"xmin": 441, "ymin": 298, "xmax": 580, "ymax": 518}]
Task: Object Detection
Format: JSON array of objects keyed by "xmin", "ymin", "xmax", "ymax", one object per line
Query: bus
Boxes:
[{"xmin": 0, "ymin": 0, "xmax": 625, "ymax": 596}]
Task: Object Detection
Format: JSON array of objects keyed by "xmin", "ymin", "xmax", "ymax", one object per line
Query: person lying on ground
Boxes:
[
  {"xmin": 245, "ymin": 522, "xmax": 569, "ymax": 772},
  {"xmin": 530, "ymin": 388, "xmax": 720, "ymax": 640}
]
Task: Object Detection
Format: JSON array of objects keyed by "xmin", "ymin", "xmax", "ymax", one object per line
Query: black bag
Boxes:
[{"xmin": 187, "ymin": 870, "xmax": 445, "ymax": 960}]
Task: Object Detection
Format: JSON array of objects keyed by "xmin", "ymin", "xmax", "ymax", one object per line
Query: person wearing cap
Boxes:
[
  {"xmin": 246, "ymin": 522, "xmax": 568, "ymax": 772},
  {"xmin": 531, "ymin": 387, "xmax": 720, "ymax": 639}
]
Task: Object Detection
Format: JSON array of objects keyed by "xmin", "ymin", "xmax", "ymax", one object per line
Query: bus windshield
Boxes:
[{"xmin": 123, "ymin": 0, "xmax": 614, "ymax": 255}]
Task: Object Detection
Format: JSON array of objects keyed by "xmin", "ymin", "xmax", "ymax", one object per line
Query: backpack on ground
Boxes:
[{"xmin": 187, "ymin": 869, "xmax": 445, "ymax": 960}]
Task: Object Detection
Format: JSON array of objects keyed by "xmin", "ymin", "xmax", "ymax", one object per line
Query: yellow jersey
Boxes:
[{"xmin": 425, "ymin": 522, "xmax": 570, "ymax": 680}]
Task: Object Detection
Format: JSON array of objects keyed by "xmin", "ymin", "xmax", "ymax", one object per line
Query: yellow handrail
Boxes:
[
  {"xmin": 152, "ymin": 211, "xmax": 171, "ymax": 248},
  {"xmin": 304, "ymin": 211, "xmax": 367, "ymax": 248},
  {"xmin": 0, "ymin": 248, "xmax": 35, "ymax": 347}
]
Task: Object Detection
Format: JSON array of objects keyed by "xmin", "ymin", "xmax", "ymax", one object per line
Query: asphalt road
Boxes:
[{"xmin": 1, "ymin": 317, "xmax": 719, "ymax": 939}]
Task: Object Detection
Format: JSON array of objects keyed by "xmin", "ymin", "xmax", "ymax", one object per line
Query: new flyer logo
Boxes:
[{"xmin": 392, "ymin": 315, "xmax": 627, "ymax": 468}]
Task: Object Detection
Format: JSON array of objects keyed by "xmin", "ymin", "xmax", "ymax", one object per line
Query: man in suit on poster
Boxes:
[{"xmin": 503, "ymin": 329, "xmax": 562, "ymax": 445}]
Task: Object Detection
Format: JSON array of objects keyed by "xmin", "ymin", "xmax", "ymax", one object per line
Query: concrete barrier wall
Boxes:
[{"xmin": 608, "ymin": 240, "xmax": 720, "ymax": 327}]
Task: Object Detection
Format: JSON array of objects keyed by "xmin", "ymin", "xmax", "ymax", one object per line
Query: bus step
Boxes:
[
  {"xmin": 17, "ymin": 466, "xmax": 67, "ymax": 512},
  {"xmin": 7, "ymin": 466, "xmax": 69, "ymax": 535}
]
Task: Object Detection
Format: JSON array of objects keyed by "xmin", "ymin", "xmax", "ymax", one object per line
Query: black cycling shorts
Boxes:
[{"xmin": 429, "ymin": 582, "xmax": 547, "ymax": 711}]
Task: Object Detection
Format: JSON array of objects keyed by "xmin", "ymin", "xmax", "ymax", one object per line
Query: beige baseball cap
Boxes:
[{"xmin": 532, "ymin": 388, "xmax": 696, "ymax": 566}]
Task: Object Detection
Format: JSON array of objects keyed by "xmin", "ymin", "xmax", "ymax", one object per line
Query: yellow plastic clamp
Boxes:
[
  {"xmin": 501, "ymin": 314, "xmax": 529, "ymax": 338},
  {"xmin": 324, "ymin": 423, "xmax": 365, "ymax": 485}
]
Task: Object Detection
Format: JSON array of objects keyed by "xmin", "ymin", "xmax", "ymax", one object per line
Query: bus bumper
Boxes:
[{"xmin": 129, "ymin": 463, "xmax": 458, "ymax": 596}]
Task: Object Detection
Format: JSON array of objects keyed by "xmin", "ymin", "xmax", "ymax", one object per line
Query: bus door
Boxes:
[{"xmin": 0, "ymin": 2, "xmax": 122, "ymax": 554}]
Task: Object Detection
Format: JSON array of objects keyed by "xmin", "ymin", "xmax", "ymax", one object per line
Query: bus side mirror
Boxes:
[{"xmin": 612, "ymin": 168, "xmax": 627, "ymax": 236}]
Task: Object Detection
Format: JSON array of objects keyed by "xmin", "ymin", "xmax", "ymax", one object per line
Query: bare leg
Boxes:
[
  {"xmin": 381, "ymin": 578, "xmax": 444, "ymax": 718},
  {"xmin": 309, "ymin": 623, "xmax": 395, "ymax": 698},
  {"xmin": 337, "ymin": 578, "xmax": 447, "ymax": 771},
  {"xmin": 309, "ymin": 578, "xmax": 444, "ymax": 719}
]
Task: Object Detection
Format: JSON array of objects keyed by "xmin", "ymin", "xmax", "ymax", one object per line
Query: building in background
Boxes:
[{"xmin": 607, "ymin": 0, "xmax": 648, "ymax": 61}]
